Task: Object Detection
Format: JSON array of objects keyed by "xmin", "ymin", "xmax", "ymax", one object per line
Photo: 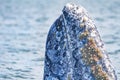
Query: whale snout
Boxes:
[{"xmin": 62, "ymin": 3, "xmax": 86, "ymax": 24}]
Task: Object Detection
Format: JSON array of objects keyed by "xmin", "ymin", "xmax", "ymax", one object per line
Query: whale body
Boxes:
[{"xmin": 44, "ymin": 3, "xmax": 117, "ymax": 80}]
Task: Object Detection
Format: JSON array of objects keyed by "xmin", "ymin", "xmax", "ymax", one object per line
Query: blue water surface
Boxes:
[{"xmin": 0, "ymin": 0, "xmax": 120, "ymax": 80}]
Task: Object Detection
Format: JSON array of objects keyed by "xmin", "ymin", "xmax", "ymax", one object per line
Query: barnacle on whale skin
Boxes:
[{"xmin": 44, "ymin": 3, "xmax": 117, "ymax": 80}]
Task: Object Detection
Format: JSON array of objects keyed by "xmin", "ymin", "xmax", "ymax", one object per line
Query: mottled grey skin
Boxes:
[{"xmin": 44, "ymin": 3, "xmax": 117, "ymax": 80}]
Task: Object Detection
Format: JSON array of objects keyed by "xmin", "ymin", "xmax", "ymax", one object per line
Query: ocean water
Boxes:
[{"xmin": 0, "ymin": 0, "xmax": 120, "ymax": 80}]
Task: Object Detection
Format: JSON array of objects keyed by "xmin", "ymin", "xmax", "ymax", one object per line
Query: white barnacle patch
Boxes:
[
  {"xmin": 79, "ymin": 16, "xmax": 88, "ymax": 28},
  {"xmin": 80, "ymin": 48, "xmax": 83, "ymax": 51},
  {"xmin": 90, "ymin": 30, "xmax": 96, "ymax": 37},
  {"xmin": 65, "ymin": 3, "xmax": 73, "ymax": 10},
  {"xmin": 80, "ymin": 23, "xmax": 85, "ymax": 28},
  {"xmin": 95, "ymin": 38, "xmax": 103, "ymax": 47},
  {"xmin": 76, "ymin": 7, "xmax": 83, "ymax": 14},
  {"xmin": 83, "ymin": 16, "xmax": 88, "ymax": 22}
]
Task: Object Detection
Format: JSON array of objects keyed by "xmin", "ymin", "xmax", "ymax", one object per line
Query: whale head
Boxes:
[{"xmin": 44, "ymin": 3, "xmax": 117, "ymax": 80}]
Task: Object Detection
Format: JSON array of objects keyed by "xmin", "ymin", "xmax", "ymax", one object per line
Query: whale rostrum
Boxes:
[{"xmin": 44, "ymin": 3, "xmax": 117, "ymax": 80}]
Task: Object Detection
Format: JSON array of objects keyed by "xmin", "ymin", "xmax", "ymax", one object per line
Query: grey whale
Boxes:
[{"xmin": 44, "ymin": 3, "xmax": 117, "ymax": 80}]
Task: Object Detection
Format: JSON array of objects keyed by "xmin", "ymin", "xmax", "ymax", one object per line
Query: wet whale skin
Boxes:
[{"xmin": 44, "ymin": 3, "xmax": 117, "ymax": 80}]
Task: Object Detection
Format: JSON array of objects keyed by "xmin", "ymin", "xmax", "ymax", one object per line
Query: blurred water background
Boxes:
[{"xmin": 0, "ymin": 0, "xmax": 120, "ymax": 80}]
